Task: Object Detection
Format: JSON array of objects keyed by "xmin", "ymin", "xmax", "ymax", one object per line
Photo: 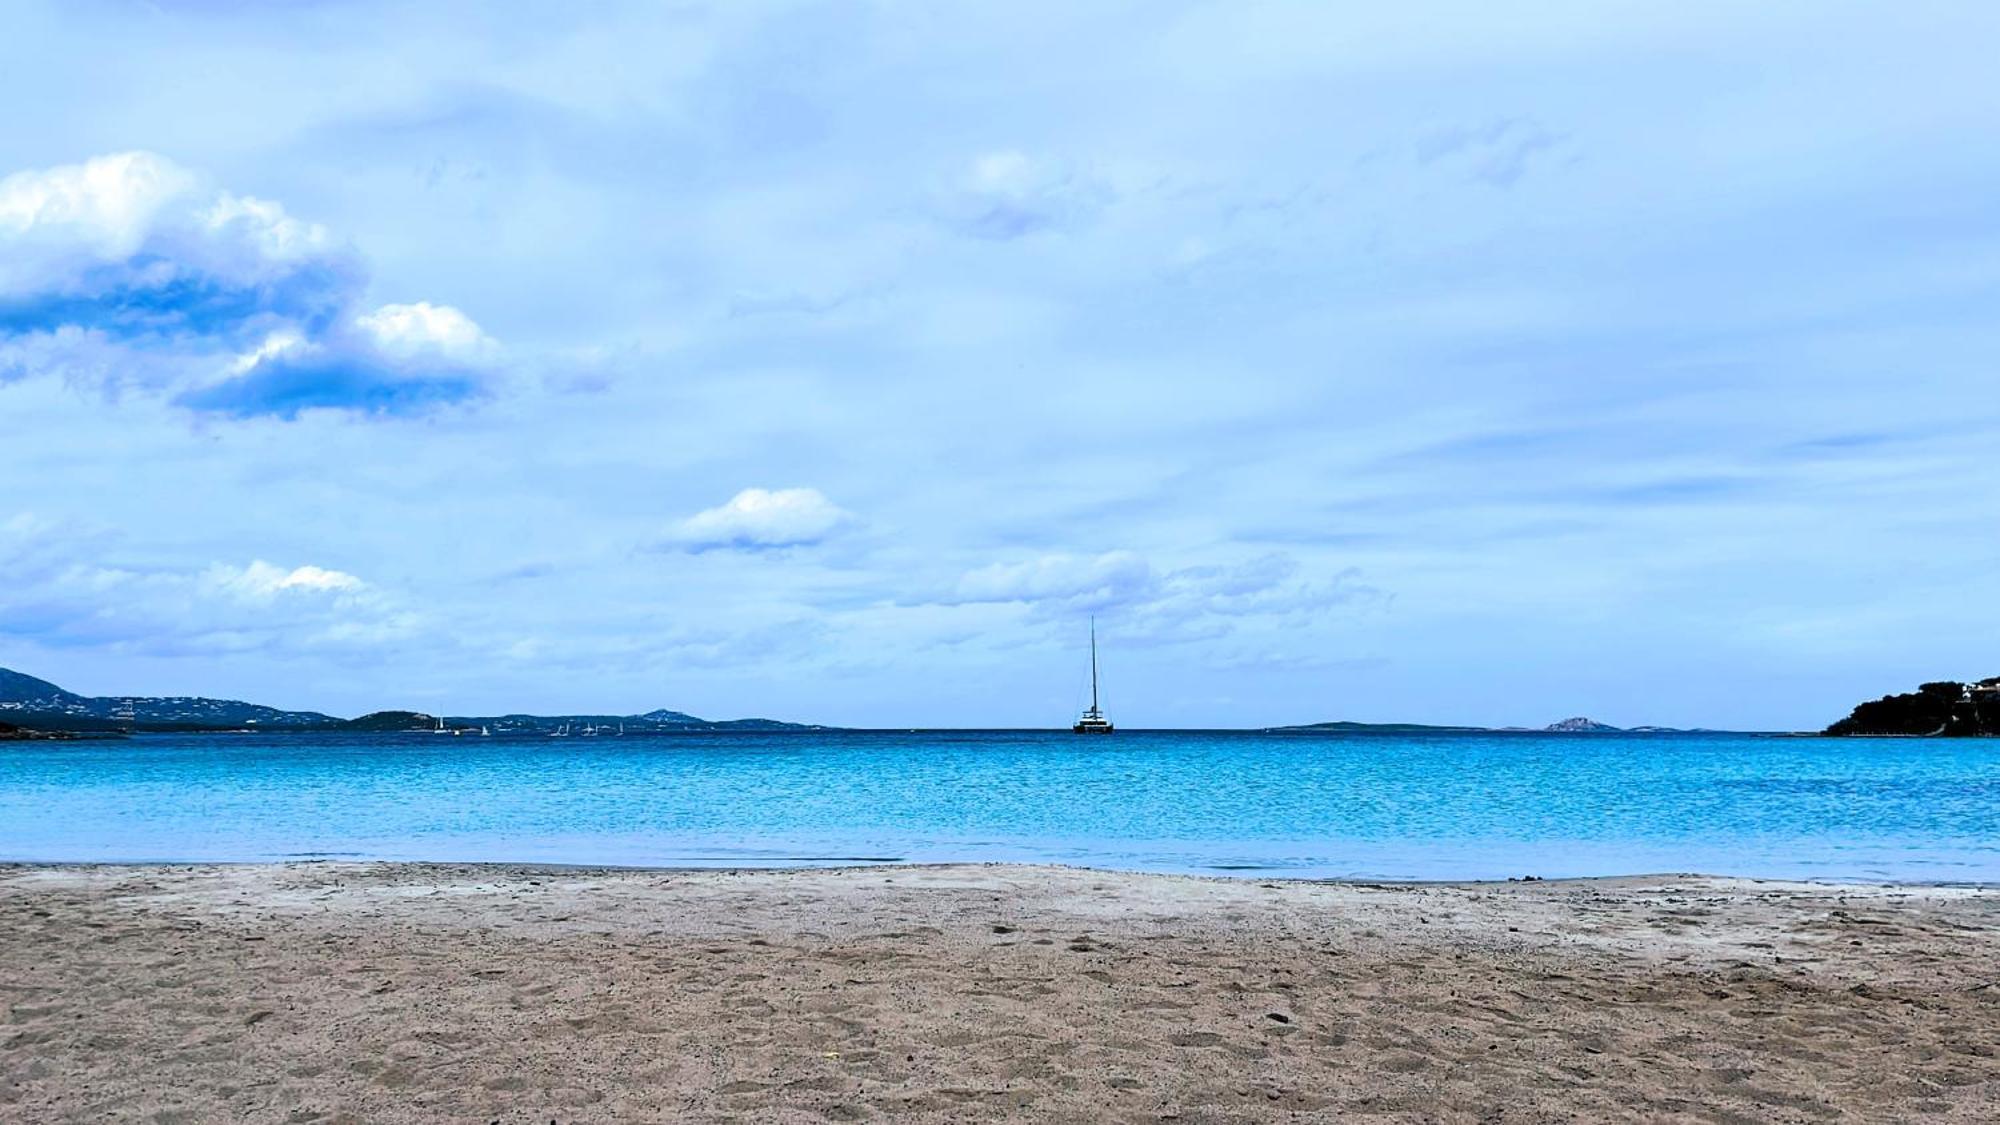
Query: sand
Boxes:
[{"xmin": 2, "ymin": 863, "xmax": 1997, "ymax": 1123}]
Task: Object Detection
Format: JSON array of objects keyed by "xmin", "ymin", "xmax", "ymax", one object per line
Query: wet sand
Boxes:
[{"xmin": 3, "ymin": 862, "xmax": 1997, "ymax": 1122}]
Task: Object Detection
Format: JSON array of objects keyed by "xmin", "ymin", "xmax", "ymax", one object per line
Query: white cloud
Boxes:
[
  {"xmin": 0, "ymin": 152, "xmax": 496, "ymax": 418},
  {"xmin": 0, "ymin": 152, "xmax": 195, "ymax": 278},
  {"xmin": 666, "ymin": 487, "xmax": 851, "ymax": 552},
  {"xmin": 205, "ymin": 560, "xmax": 365, "ymax": 601},
  {"xmin": 224, "ymin": 330, "xmax": 308, "ymax": 374},
  {"xmin": 355, "ymin": 301, "xmax": 495, "ymax": 360},
  {"xmin": 0, "ymin": 152, "xmax": 342, "ymax": 301},
  {"xmin": 199, "ymin": 192, "xmax": 335, "ymax": 264}
]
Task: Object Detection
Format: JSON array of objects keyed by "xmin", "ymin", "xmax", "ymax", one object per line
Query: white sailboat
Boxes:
[{"xmin": 1072, "ymin": 617, "xmax": 1114, "ymax": 734}]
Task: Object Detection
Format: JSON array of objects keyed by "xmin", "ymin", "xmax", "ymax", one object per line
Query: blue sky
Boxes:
[{"xmin": 2, "ymin": 1, "xmax": 1997, "ymax": 730}]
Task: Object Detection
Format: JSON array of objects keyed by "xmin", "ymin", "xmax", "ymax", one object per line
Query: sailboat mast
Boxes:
[
  {"xmin": 1070, "ymin": 616, "xmax": 1113, "ymax": 733},
  {"xmin": 1090, "ymin": 617, "xmax": 1100, "ymax": 711}
]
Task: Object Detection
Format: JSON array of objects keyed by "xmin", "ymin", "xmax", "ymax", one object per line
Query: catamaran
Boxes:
[{"xmin": 1072, "ymin": 618, "xmax": 1114, "ymax": 734}]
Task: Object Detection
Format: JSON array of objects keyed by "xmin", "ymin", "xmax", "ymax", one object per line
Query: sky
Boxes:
[{"xmin": 2, "ymin": 1, "xmax": 1997, "ymax": 730}]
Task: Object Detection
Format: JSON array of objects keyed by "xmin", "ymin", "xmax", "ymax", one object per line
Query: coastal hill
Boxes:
[
  {"xmin": 1544, "ymin": 716, "xmax": 1624, "ymax": 733},
  {"xmin": 0, "ymin": 666, "xmax": 819, "ymax": 735},
  {"xmin": 0, "ymin": 666, "xmax": 342, "ymax": 731},
  {"xmin": 1825, "ymin": 677, "xmax": 2000, "ymax": 736}
]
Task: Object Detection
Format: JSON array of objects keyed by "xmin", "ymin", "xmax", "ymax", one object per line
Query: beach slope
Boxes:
[{"xmin": 3, "ymin": 863, "xmax": 1996, "ymax": 1121}]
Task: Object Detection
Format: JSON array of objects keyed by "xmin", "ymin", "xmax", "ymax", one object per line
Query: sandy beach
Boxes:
[{"xmin": 3, "ymin": 863, "xmax": 1996, "ymax": 1123}]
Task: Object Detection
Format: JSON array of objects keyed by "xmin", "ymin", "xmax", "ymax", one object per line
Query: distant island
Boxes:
[
  {"xmin": 0, "ymin": 666, "xmax": 823, "ymax": 737},
  {"xmin": 1824, "ymin": 677, "xmax": 2000, "ymax": 737},
  {"xmin": 1265, "ymin": 717, "xmax": 1705, "ymax": 734}
]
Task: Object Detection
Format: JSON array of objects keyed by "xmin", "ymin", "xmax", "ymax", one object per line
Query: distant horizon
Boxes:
[
  {"xmin": 4, "ymin": 646, "xmax": 1967, "ymax": 733},
  {"xmin": 2, "ymin": 659, "xmax": 1801, "ymax": 734}
]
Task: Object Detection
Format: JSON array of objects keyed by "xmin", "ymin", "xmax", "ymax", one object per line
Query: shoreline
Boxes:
[
  {"xmin": 5, "ymin": 861, "xmax": 1997, "ymax": 1121},
  {"xmin": 6, "ymin": 856, "xmax": 2000, "ymax": 890}
]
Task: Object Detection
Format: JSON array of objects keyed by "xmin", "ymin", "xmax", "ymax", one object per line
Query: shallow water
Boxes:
[{"xmin": 3, "ymin": 729, "xmax": 1996, "ymax": 881}]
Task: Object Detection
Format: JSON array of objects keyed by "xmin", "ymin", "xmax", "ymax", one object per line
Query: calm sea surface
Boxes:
[{"xmin": 3, "ymin": 730, "xmax": 1996, "ymax": 882}]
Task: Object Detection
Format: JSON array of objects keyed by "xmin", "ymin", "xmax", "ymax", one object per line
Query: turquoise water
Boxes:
[{"xmin": 2, "ymin": 730, "xmax": 1996, "ymax": 882}]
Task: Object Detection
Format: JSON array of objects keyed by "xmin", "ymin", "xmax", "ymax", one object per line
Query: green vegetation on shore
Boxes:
[{"xmin": 1825, "ymin": 678, "xmax": 2000, "ymax": 736}]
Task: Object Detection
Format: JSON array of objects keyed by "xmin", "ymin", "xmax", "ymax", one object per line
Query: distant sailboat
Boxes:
[{"xmin": 1072, "ymin": 618, "xmax": 1114, "ymax": 734}]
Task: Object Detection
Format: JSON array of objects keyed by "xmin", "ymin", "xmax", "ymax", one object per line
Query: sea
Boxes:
[{"xmin": 3, "ymin": 729, "xmax": 1996, "ymax": 883}]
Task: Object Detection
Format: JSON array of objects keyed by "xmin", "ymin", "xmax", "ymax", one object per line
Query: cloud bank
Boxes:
[
  {"xmin": 953, "ymin": 551, "xmax": 1155, "ymax": 610},
  {"xmin": 942, "ymin": 550, "xmax": 1379, "ymax": 644},
  {"xmin": 0, "ymin": 515, "xmax": 407, "ymax": 657}
]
